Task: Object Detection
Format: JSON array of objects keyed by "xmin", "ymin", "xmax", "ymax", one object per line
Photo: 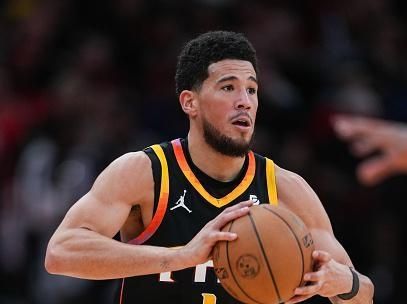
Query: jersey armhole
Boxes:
[
  {"xmin": 143, "ymin": 146, "xmax": 162, "ymax": 213},
  {"xmin": 128, "ymin": 145, "xmax": 170, "ymax": 245}
]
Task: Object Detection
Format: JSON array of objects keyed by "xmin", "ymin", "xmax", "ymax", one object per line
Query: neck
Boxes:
[{"xmin": 187, "ymin": 132, "xmax": 246, "ymax": 182}]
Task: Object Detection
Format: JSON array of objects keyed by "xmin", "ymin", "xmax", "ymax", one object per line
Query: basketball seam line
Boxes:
[
  {"xmin": 263, "ymin": 207, "xmax": 306, "ymax": 288},
  {"xmin": 226, "ymin": 221, "xmax": 263, "ymax": 304},
  {"xmin": 248, "ymin": 212, "xmax": 282, "ymax": 303}
]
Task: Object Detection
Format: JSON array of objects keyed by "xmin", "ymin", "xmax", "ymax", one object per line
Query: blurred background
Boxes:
[{"xmin": 1, "ymin": 0, "xmax": 407, "ymax": 303}]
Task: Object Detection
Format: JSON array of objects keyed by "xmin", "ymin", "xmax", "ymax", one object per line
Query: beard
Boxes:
[{"xmin": 203, "ymin": 118, "xmax": 254, "ymax": 157}]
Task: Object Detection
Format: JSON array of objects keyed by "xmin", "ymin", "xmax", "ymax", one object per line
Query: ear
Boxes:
[{"xmin": 179, "ymin": 90, "xmax": 198, "ymax": 118}]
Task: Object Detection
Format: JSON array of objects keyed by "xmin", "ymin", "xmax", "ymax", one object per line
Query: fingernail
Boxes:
[{"xmin": 229, "ymin": 233, "xmax": 237, "ymax": 240}]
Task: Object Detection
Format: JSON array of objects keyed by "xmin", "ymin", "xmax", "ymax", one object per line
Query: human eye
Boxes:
[
  {"xmin": 247, "ymin": 87, "xmax": 257, "ymax": 95},
  {"xmin": 221, "ymin": 85, "xmax": 234, "ymax": 92}
]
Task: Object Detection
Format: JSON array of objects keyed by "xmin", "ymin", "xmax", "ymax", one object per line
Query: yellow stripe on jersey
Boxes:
[{"xmin": 266, "ymin": 158, "xmax": 278, "ymax": 205}]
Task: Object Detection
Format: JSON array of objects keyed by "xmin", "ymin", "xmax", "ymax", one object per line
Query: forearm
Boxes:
[
  {"xmin": 45, "ymin": 228, "xmax": 190, "ymax": 280},
  {"xmin": 330, "ymin": 272, "xmax": 374, "ymax": 304}
]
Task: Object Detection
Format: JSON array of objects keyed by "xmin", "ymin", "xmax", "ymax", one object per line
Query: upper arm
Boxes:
[
  {"xmin": 276, "ymin": 166, "xmax": 353, "ymax": 266},
  {"xmin": 53, "ymin": 151, "xmax": 154, "ymax": 239}
]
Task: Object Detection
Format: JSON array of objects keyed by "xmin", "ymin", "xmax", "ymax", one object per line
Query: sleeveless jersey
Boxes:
[{"xmin": 116, "ymin": 138, "xmax": 278, "ymax": 304}]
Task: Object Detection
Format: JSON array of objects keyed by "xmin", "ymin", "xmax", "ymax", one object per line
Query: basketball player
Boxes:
[
  {"xmin": 45, "ymin": 31, "xmax": 374, "ymax": 303},
  {"xmin": 333, "ymin": 115, "xmax": 407, "ymax": 186}
]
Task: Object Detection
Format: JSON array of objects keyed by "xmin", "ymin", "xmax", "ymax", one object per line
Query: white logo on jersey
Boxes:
[
  {"xmin": 249, "ymin": 194, "xmax": 260, "ymax": 205},
  {"xmin": 170, "ymin": 190, "xmax": 192, "ymax": 213}
]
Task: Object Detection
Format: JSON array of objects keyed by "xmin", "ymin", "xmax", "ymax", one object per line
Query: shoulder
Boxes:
[
  {"xmin": 110, "ymin": 151, "xmax": 151, "ymax": 170},
  {"xmin": 275, "ymin": 165, "xmax": 332, "ymax": 231},
  {"xmin": 92, "ymin": 151, "xmax": 154, "ymax": 205},
  {"xmin": 102, "ymin": 151, "xmax": 152, "ymax": 183},
  {"xmin": 275, "ymin": 165, "xmax": 309, "ymax": 196}
]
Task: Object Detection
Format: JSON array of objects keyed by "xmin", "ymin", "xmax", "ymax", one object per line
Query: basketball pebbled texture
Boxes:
[{"xmin": 213, "ymin": 204, "xmax": 315, "ymax": 304}]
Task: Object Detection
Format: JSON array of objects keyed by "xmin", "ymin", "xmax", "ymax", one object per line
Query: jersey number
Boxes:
[
  {"xmin": 159, "ymin": 260, "xmax": 219, "ymax": 283},
  {"xmin": 159, "ymin": 260, "xmax": 218, "ymax": 303},
  {"xmin": 202, "ymin": 293, "xmax": 216, "ymax": 304}
]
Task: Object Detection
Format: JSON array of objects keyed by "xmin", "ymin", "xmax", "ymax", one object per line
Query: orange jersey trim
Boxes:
[
  {"xmin": 171, "ymin": 139, "xmax": 256, "ymax": 208},
  {"xmin": 129, "ymin": 144, "xmax": 169, "ymax": 245},
  {"xmin": 266, "ymin": 158, "xmax": 278, "ymax": 205}
]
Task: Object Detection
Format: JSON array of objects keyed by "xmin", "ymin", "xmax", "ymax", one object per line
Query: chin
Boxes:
[
  {"xmin": 203, "ymin": 118, "xmax": 254, "ymax": 157},
  {"xmin": 236, "ymin": 132, "xmax": 253, "ymax": 143},
  {"xmin": 234, "ymin": 136, "xmax": 251, "ymax": 146}
]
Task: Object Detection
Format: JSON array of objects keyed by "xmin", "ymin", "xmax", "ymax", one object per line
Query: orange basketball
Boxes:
[{"xmin": 213, "ymin": 204, "xmax": 314, "ymax": 304}]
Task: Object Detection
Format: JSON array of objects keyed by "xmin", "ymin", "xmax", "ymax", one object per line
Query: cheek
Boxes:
[
  {"xmin": 253, "ymin": 105, "xmax": 258, "ymax": 119},
  {"xmin": 252, "ymin": 100, "xmax": 258, "ymax": 116},
  {"xmin": 244, "ymin": 98, "xmax": 257, "ymax": 122},
  {"xmin": 201, "ymin": 97, "xmax": 230, "ymax": 120}
]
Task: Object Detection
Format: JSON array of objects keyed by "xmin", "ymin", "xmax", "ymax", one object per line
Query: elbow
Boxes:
[
  {"xmin": 369, "ymin": 276, "xmax": 375, "ymax": 299},
  {"xmin": 44, "ymin": 241, "xmax": 64, "ymax": 274}
]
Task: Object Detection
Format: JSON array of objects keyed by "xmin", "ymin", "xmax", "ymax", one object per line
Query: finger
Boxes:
[
  {"xmin": 285, "ymin": 294, "xmax": 314, "ymax": 304},
  {"xmin": 303, "ymin": 271, "xmax": 323, "ymax": 282},
  {"xmin": 223, "ymin": 200, "xmax": 253, "ymax": 214},
  {"xmin": 212, "ymin": 206, "xmax": 250, "ymax": 229},
  {"xmin": 350, "ymin": 138, "xmax": 381, "ymax": 157},
  {"xmin": 312, "ymin": 250, "xmax": 331, "ymax": 263},
  {"xmin": 332, "ymin": 115, "xmax": 380, "ymax": 140},
  {"xmin": 210, "ymin": 231, "xmax": 238, "ymax": 242},
  {"xmin": 294, "ymin": 281, "xmax": 322, "ymax": 295},
  {"xmin": 357, "ymin": 156, "xmax": 395, "ymax": 186}
]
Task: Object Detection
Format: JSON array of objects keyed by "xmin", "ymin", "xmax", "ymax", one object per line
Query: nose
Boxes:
[{"xmin": 235, "ymin": 89, "xmax": 252, "ymax": 110}]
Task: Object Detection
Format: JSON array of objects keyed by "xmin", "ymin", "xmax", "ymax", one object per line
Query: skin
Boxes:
[
  {"xmin": 333, "ymin": 114, "xmax": 407, "ymax": 186},
  {"xmin": 45, "ymin": 59, "xmax": 374, "ymax": 303}
]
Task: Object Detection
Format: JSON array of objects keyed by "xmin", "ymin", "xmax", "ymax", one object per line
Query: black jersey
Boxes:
[{"xmin": 116, "ymin": 138, "xmax": 278, "ymax": 304}]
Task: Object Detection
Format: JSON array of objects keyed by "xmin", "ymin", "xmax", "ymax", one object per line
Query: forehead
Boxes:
[{"xmin": 207, "ymin": 59, "xmax": 256, "ymax": 80}]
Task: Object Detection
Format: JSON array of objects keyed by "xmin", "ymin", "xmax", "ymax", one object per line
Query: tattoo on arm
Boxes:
[{"xmin": 160, "ymin": 259, "xmax": 170, "ymax": 271}]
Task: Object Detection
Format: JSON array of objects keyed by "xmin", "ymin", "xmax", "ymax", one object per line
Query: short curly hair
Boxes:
[{"xmin": 175, "ymin": 31, "xmax": 258, "ymax": 97}]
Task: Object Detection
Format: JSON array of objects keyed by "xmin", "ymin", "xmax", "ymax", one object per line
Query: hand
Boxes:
[
  {"xmin": 286, "ymin": 251, "xmax": 353, "ymax": 304},
  {"xmin": 333, "ymin": 115, "xmax": 407, "ymax": 185},
  {"xmin": 180, "ymin": 200, "xmax": 253, "ymax": 268}
]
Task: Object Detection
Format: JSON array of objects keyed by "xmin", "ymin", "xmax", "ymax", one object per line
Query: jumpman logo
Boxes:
[{"xmin": 170, "ymin": 190, "xmax": 192, "ymax": 213}]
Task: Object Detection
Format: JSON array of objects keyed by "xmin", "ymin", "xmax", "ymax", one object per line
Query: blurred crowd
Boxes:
[{"xmin": 1, "ymin": 0, "xmax": 407, "ymax": 303}]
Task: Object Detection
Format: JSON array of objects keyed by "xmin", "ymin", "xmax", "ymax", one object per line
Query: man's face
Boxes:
[{"xmin": 196, "ymin": 59, "xmax": 258, "ymax": 157}]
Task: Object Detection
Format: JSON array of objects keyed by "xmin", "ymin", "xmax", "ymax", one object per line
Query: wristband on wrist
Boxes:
[{"xmin": 337, "ymin": 267, "xmax": 360, "ymax": 300}]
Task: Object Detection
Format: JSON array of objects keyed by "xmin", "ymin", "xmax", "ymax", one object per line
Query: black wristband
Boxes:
[{"xmin": 337, "ymin": 267, "xmax": 360, "ymax": 300}]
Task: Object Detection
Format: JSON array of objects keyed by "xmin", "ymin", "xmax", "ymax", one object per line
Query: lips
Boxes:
[{"xmin": 231, "ymin": 114, "xmax": 252, "ymax": 127}]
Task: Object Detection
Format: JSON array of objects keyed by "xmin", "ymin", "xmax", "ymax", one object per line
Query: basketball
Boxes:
[{"xmin": 213, "ymin": 204, "xmax": 315, "ymax": 304}]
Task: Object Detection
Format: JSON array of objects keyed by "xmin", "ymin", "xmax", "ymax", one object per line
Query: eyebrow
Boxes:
[{"xmin": 216, "ymin": 75, "xmax": 258, "ymax": 84}]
